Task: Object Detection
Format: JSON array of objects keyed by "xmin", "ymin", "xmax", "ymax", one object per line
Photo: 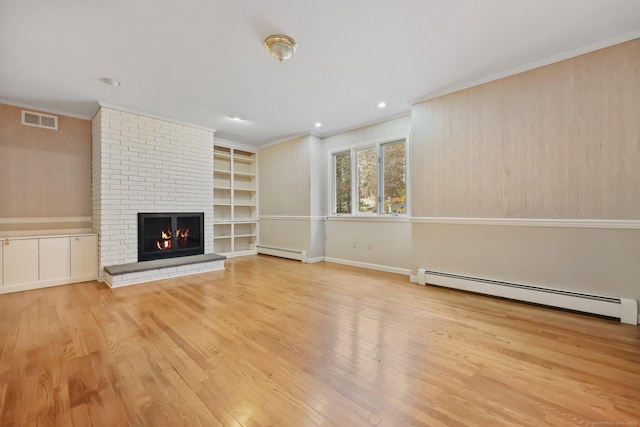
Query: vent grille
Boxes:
[{"xmin": 21, "ymin": 110, "xmax": 58, "ymax": 130}]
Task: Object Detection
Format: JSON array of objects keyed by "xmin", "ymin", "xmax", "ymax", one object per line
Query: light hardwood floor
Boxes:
[{"xmin": 0, "ymin": 255, "xmax": 639, "ymax": 426}]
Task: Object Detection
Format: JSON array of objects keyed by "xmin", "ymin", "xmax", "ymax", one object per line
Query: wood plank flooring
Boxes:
[{"xmin": 0, "ymin": 255, "xmax": 639, "ymax": 426}]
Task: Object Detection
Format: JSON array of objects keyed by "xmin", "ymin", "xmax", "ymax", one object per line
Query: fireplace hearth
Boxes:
[{"xmin": 138, "ymin": 213, "xmax": 204, "ymax": 261}]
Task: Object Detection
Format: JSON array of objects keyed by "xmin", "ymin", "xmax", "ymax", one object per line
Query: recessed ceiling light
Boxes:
[
  {"xmin": 100, "ymin": 77, "xmax": 120, "ymax": 87},
  {"xmin": 377, "ymin": 101, "xmax": 387, "ymax": 109},
  {"xmin": 229, "ymin": 116, "xmax": 243, "ymax": 122},
  {"xmin": 314, "ymin": 122, "xmax": 322, "ymax": 128}
]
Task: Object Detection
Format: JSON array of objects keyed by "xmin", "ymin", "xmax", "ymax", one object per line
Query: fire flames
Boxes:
[{"xmin": 156, "ymin": 227, "xmax": 190, "ymax": 250}]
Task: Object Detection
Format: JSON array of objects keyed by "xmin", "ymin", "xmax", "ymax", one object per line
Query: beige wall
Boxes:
[
  {"xmin": 258, "ymin": 135, "xmax": 326, "ymax": 259},
  {"xmin": 0, "ymin": 103, "xmax": 92, "ymax": 221},
  {"xmin": 412, "ymin": 222, "xmax": 640, "ymax": 300},
  {"xmin": 410, "ymin": 39, "xmax": 640, "ymax": 302},
  {"xmin": 309, "ymin": 135, "xmax": 326, "ymax": 217},
  {"xmin": 412, "ymin": 39, "xmax": 640, "ymax": 219},
  {"xmin": 326, "ymin": 219, "xmax": 411, "ymax": 272},
  {"xmin": 258, "ymin": 135, "xmax": 311, "ymax": 217}
]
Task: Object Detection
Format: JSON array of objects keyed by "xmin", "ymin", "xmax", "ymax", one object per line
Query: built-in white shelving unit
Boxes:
[{"xmin": 213, "ymin": 145, "xmax": 258, "ymax": 256}]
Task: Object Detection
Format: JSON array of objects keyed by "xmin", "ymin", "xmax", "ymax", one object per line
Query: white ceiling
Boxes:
[{"xmin": 1, "ymin": 1, "xmax": 639, "ymax": 147}]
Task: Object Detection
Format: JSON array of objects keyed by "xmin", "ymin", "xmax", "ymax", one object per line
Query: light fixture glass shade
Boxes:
[{"xmin": 264, "ymin": 35, "xmax": 296, "ymax": 62}]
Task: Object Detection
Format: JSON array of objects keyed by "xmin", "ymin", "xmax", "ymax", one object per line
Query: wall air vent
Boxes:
[{"xmin": 21, "ymin": 110, "xmax": 58, "ymax": 130}]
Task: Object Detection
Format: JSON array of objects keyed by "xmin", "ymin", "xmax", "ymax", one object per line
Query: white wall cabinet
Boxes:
[
  {"xmin": 3, "ymin": 238, "xmax": 39, "ymax": 286},
  {"xmin": 213, "ymin": 146, "xmax": 258, "ymax": 256},
  {"xmin": 70, "ymin": 235, "xmax": 98, "ymax": 277},
  {"xmin": 40, "ymin": 237, "xmax": 71, "ymax": 282},
  {"xmin": 0, "ymin": 233, "xmax": 98, "ymax": 294}
]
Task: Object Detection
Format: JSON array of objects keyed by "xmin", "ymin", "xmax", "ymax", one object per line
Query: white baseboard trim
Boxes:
[
  {"xmin": 417, "ymin": 268, "xmax": 638, "ymax": 325},
  {"xmin": 0, "ymin": 274, "xmax": 98, "ymax": 295},
  {"xmin": 306, "ymin": 256, "xmax": 325, "ymax": 264},
  {"xmin": 324, "ymin": 257, "xmax": 410, "ymax": 276},
  {"xmin": 222, "ymin": 250, "xmax": 258, "ymax": 258},
  {"xmin": 257, "ymin": 245, "xmax": 307, "ymax": 262}
]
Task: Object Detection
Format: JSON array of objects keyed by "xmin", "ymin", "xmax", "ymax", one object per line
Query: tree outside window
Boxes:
[
  {"xmin": 357, "ymin": 146, "xmax": 377, "ymax": 213},
  {"xmin": 382, "ymin": 142, "xmax": 406, "ymax": 214},
  {"xmin": 334, "ymin": 151, "xmax": 351, "ymax": 214},
  {"xmin": 332, "ymin": 139, "xmax": 406, "ymax": 215}
]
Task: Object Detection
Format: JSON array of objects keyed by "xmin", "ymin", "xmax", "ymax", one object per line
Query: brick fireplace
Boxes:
[{"xmin": 92, "ymin": 107, "xmax": 221, "ymax": 285}]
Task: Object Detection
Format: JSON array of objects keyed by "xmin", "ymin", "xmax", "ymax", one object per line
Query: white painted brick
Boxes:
[{"xmin": 93, "ymin": 107, "xmax": 215, "ymax": 270}]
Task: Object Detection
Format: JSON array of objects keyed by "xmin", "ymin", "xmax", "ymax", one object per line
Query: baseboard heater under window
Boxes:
[
  {"xmin": 257, "ymin": 245, "xmax": 307, "ymax": 262},
  {"xmin": 416, "ymin": 269, "xmax": 638, "ymax": 325}
]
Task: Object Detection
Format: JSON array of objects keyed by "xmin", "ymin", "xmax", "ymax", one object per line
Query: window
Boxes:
[
  {"xmin": 332, "ymin": 139, "xmax": 407, "ymax": 215},
  {"xmin": 334, "ymin": 151, "xmax": 351, "ymax": 214},
  {"xmin": 357, "ymin": 146, "xmax": 377, "ymax": 213},
  {"xmin": 382, "ymin": 141, "xmax": 406, "ymax": 214}
]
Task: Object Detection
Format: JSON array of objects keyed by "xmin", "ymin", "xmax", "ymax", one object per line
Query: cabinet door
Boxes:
[
  {"xmin": 3, "ymin": 239, "xmax": 39, "ymax": 286},
  {"xmin": 70, "ymin": 235, "xmax": 98, "ymax": 278},
  {"xmin": 39, "ymin": 237, "xmax": 71, "ymax": 282}
]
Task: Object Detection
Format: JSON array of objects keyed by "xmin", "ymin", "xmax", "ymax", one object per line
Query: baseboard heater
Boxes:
[
  {"xmin": 416, "ymin": 269, "xmax": 638, "ymax": 325},
  {"xmin": 257, "ymin": 245, "xmax": 307, "ymax": 262}
]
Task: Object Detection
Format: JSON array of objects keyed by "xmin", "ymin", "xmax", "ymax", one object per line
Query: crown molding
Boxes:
[{"xmin": 411, "ymin": 30, "xmax": 640, "ymax": 105}]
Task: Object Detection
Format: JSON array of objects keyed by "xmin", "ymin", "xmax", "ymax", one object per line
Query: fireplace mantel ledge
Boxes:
[{"xmin": 104, "ymin": 253, "xmax": 226, "ymax": 276}]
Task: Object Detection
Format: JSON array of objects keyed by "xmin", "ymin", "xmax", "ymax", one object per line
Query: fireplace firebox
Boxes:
[{"xmin": 138, "ymin": 212, "xmax": 204, "ymax": 262}]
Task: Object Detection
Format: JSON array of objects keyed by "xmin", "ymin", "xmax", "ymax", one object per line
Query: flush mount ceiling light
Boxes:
[
  {"xmin": 314, "ymin": 122, "xmax": 322, "ymax": 128},
  {"xmin": 377, "ymin": 101, "xmax": 387, "ymax": 109},
  {"xmin": 100, "ymin": 77, "xmax": 120, "ymax": 87},
  {"xmin": 264, "ymin": 34, "xmax": 297, "ymax": 62}
]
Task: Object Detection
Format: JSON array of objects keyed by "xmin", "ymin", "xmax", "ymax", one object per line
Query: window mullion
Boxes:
[
  {"xmin": 377, "ymin": 144, "xmax": 383, "ymax": 215},
  {"xmin": 335, "ymin": 154, "xmax": 340, "ymax": 214},
  {"xmin": 351, "ymin": 148, "xmax": 357, "ymax": 215}
]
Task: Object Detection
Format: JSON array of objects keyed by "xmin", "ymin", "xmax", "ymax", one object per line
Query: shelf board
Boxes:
[
  {"xmin": 234, "ymin": 188, "xmax": 255, "ymax": 192},
  {"xmin": 213, "ymin": 236, "xmax": 232, "ymax": 240},
  {"xmin": 234, "ymin": 234, "xmax": 256, "ymax": 238},
  {"xmin": 214, "ymin": 153, "xmax": 231, "ymax": 159},
  {"xmin": 214, "ymin": 220, "xmax": 232, "ymax": 224},
  {"xmin": 213, "ymin": 202, "xmax": 232, "ymax": 206},
  {"xmin": 233, "ymin": 172, "xmax": 256, "ymax": 178},
  {"xmin": 233, "ymin": 156, "xmax": 255, "ymax": 163},
  {"xmin": 214, "ymin": 186, "xmax": 232, "ymax": 190},
  {"xmin": 214, "ymin": 169, "xmax": 232, "ymax": 175},
  {"xmin": 233, "ymin": 220, "xmax": 258, "ymax": 224}
]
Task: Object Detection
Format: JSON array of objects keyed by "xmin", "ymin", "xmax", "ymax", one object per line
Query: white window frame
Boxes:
[{"xmin": 329, "ymin": 134, "xmax": 409, "ymax": 217}]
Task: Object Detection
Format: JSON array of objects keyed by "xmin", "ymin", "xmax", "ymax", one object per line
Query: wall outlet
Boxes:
[
  {"xmin": 352, "ymin": 241, "xmax": 357, "ymax": 248},
  {"xmin": 367, "ymin": 242, "xmax": 372, "ymax": 250}
]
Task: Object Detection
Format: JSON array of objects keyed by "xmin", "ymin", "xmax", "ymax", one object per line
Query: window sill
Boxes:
[{"xmin": 327, "ymin": 215, "xmax": 410, "ymax": 223}]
